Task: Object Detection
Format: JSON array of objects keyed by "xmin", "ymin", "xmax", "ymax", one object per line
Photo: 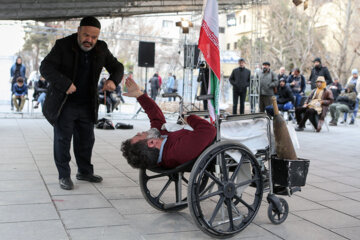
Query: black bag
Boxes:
[{"xmin": 96, "ymin": 118, "xmax": 115, "ymax": 130}]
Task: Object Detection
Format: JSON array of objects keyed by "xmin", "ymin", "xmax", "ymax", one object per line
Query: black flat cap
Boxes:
[
  {"xmin": 313, "ymin": 57, "xmax": 321, "ymax": 63},
  {"xmin": 262, "ymin": 61, "xmax": 271, "ymax": 66},
  {"xmin": 80, "ymin": 16, "xmax": 101, "ymax": 29},
  {"xmin": 239, "ymin": 58, "xmax": 245, "ymax": 62}
]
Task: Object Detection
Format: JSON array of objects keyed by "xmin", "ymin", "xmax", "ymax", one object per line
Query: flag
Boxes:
[{"xmin": 198, "ymin": 0, "xmax": 220, "ymax": 123}]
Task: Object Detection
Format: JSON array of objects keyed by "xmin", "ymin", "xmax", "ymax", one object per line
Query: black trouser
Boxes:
[
  {"xmin": 54, "ymin": 103, "xmax": 95, "ymax": 179},
  {"xmin": 151, "ymin": 88, "xmax": 158, "ymax": 100},
  {"xmin": 295, "ymin": 107, "xmax": 318, "ymax": 129},
  {"xmin": 233, "ymin": 89, "xmax": 247, "ymax": 114}
]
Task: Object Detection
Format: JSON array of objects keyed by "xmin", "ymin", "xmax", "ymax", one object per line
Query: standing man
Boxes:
[
  {"xmin": 10, "ymin": 56, "xmax": 26, "ymax": 110},
  {"xmin": 229, "ymin": 58, "xmax": 251, "ymax": 114},
  {"xmin": 308, "ymin": 57, "xmax": 332, "ymax": 89},
  {"xmin": 259, "ymin": 62, "xmax": 278, "ymax": 112},
  {"xmin": 166, "ymin": 73, "xmax": 175, "ymax": 101},
  {"xmin": 40, "ymin": 16, "xmax": 124, "ymax": 190}
]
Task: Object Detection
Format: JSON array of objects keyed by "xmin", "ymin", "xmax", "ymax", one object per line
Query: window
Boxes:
[
  {"xmin": 226, "ymin": 13, "xmax": 236, "ymax": 27},
  {"xmin": 162, "ymin": 20, "xmax": 173, "ymax": 28},
  {"xmin": 227, "ymin": 43, "xmax": 230, "ymax": 50},
  {"xmin": 243, "ymin": 15, "xmax": 246, "ymax": 24},
  {"xmin": 234, "ymin": 42, "xmax": 237, "ymax": 49},
  {"xmin": 219, "ymin": 27, "xmax": 225, "ymax": 33}
]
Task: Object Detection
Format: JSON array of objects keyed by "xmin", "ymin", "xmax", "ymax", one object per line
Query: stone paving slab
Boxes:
[{"xmin": 0, "ymin": 118, "xmax": 360, "ymax": 239}]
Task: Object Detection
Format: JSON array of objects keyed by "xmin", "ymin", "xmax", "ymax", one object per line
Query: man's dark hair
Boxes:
[
  {"xmin": 121, "ymin": 139, "xmax": 160, "ymax": 169},
  {"xmin": 16, "ymin": 77, "xmax": 24, "ymax": 83},
  {"xmin": 293, "ymin": 68, "xmax": 300, "ymax": 74}
]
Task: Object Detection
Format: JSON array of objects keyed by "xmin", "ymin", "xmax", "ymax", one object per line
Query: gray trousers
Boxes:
[
  {"xmin": 259, "ymin": 95, "xmax": 273, "ymax": 113},
  {"xmin": 330, "ymin": 103, "xmax": 350, "ymax": 122}
]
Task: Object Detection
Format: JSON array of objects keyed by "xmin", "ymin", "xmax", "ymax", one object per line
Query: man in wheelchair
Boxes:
[{"xmin": 121, "ymin": 78, "xmax": 216, "ymax": 169}]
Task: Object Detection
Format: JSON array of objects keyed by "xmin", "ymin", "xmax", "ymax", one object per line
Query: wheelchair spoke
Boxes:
[
  {"xmin": 235, "ymin": 178, "xmax": 259, "ymax": 188},
  {"xmin": 230, "ymin": 155, "xmax": 245, "ymax": 182},
  {"xmin": 199, "ymin": 189, "xmax": 223, "ymax": 201},
  {"xmin": 147, "ymin": 173, "xmax": 167, "ymax": 180},
  {"xmin": 209, "ymin": 195, "xmax": 225, "ymax": 225},
  {"xmin": 204, "ymin": 170, "xmax": 224, "ymax": 187},
  {"xmin": 155, "ymin": 178, "xmax": 172, "ymax": 200},
  {"xmin": 201, "ymin": 181, "xmax": 216, "ymax": 195},
  {"xmin": 233, "ymin": 195, "xmax": 255, "ymax": 212},
  {"xmin": 225, "ymin": 199, "xmax": 235, "ymax": 231},
  {"xmin": 220, "ymin": 152, "xmax": 229, "ymax": 181}
]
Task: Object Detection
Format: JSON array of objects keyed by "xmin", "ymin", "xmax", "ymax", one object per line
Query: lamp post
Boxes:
[{"xmin": 176, "ymin": 18, "xmax": 193, "ymax": 103}]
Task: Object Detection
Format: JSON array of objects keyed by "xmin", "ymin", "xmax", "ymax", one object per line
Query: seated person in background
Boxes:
[
  {"xmin": 343, "ymin": 69, "xmax": 359, "ymax": 124},
  {"xmin": 12, "ymin": 77, "xmax": 28, "ymax": 112},
  {"xmin": 287, "ymin": 68, "xmax": 306, "ymax": 107},
  {"xmin": 33, "ymin": 76, "xmax": 49, "ymax": 109},
  {"xmin": 98, "ymin": 78, "xmax": 117, "ymax": 113},
  {"xmin": 295, "ymin": 76, "xmax": 333, "ymax": 132},
  {"xmin": 329, "ymin": 77, "xmax": 342, "ymax": 101},
  {"xmin": 265, "ymin": 78, "xmax": 294, "ymax": 117},
  {"xmin": 111, "ymin": 82, "xmax": 126, "ymax": 111},
  {"xmin": 121, "ymin": 77, "xmax": 216, "ymax": 169},
  {"xmin": 329, "ymin": 84, "xmax": 357, "ymax": 126}
]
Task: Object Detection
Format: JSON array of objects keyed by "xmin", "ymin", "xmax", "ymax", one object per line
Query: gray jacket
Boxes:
[{"xmin": 260, "ymin": 70, "xmax": 278, "ymax": 96}]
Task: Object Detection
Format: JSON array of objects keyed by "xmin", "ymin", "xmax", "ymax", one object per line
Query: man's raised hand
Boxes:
[{"xmin": 123, "ymin": 76, "xmax": 143, "ymax": 98}]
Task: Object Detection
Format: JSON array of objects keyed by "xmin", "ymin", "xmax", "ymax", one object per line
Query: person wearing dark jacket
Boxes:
[
  {"xmin": 265, "ymin": 78, "xmax": 294, "ymax": 116},
  {"xmin": 287, "ymin": 68, "xmax": 306, "ymax": 107},
  {"xmin": 329, "ymin": 78, "xmax": 342, "ymax": 102},
  {"xmin": 229, "ymin": 58, "xmax": 251, "ymax": 114},
  {"xmin": 308, "ymin": 57, "xmax": 332, "ymax": 89},
  {"xmin": 121, "ymin": 77, "xmax": 216, "ymax": 169},
  {"xmin": 329, "ymin": 84, "xmax": 357, "ymax": 126},
  {"xmin": 98, "ymin": 78, "xmax": 117, "ymax": 113},
  {"xmin": 40, "ymin": 16, "xmax": 124, "ymax": 190},
  {"xmin": 33, "ymin": 76, "xmax": 49, "ymax": 109},
  {"xmin": 12, "ymin": 77, "xmax": 28, "ymax": 112},
  {"xmin": 149, "ymin": 73, "xmax": 160, "ymax": 100},
  {"xmin": 10, "ymin": 56, "xmax": 26, "ymax": 110}
]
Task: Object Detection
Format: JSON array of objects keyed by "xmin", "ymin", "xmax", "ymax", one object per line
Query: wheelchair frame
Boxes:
[{"xmin": 138, "ymin": 93, "xmax": 302, "ymax": 238}]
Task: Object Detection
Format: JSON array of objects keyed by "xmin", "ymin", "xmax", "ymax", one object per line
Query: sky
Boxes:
[{"xmin": 0, "ymin": 21, "xmax": 26, "ymax": 56}]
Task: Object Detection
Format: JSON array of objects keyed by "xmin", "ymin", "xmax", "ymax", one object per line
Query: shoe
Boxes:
[
  {"xmin": 349, "ymin": 120, "xmax": 355, "ymax": 125},
  {"xmin": 11, "ymin": 107, "xmax": 14, "ymax": 111},
  {"xmin": 295, "ymin": 127, "xmax": 304, "ymax": 131},
  {"xmin": 340, "ymin": 121, "xmax": 345, "ymax": 124},
  {"xmin": 59, "ymin": 177, "xmax": 74, "ymax": 190},
  {"xmin": 329, "ymin": 122, "xmax": 337, "ymax": 126},
  {"xmin": 76, "ymin": 173, "xmax": 103, "ymax": 183},
  {"xmin": 34, "ymin": 104, "xmax": 39, "ymax": 109}
]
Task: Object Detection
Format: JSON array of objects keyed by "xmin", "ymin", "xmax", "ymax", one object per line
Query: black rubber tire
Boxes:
[
  {"xmin": 139, "ymin": 168, "xmax": 188, "ymax": 212},
  {"xmin": 267, "ymin": 197, "xmax": 289, "ymax": 225},
  {"xmin": 188, "ymin": 141, "xmax": 263, "ymax": 238}
]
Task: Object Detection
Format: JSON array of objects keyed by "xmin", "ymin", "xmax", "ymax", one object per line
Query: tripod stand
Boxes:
[{"xmin": 132, "ymin": 65, "xmax": 149, "ymax": 119}]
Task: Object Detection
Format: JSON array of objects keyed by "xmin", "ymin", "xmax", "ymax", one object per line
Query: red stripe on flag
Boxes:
[{"xmin": 198, "ymin": 21, "xmax": 221, "ymax": 80}]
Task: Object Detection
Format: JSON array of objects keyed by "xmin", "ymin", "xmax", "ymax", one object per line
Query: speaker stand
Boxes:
[{"xmin": 132, "ymin": 66, "xmax": 148, "ymax": 119}]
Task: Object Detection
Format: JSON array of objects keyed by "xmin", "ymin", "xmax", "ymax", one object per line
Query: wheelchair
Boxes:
[{"xmin": 138, "ymin": 93, "xmax": 309, "ymax": 238}]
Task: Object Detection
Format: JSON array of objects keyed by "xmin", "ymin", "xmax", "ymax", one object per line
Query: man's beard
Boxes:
[
  {"xmin": 146, "ymin": 128, "xmax": 161, "ymax": 139},
  {"xmin": 77, "ymin": 37, "xmax": 94, "ymax": 52}
]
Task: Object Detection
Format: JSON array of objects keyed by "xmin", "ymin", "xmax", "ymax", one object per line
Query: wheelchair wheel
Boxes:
[
  {"xmin": 188, "ymin": 141, "xmax": 263, "ymax": 238},
  {"xmin": 267, "ymin": 197, "xmax": 289, "ymax": 224},
  {"xmin": 139, "ymin": 168, "xmax": 188, "ymax": 212}
]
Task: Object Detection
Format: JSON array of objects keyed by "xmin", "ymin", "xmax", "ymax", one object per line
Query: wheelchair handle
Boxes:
[
  {"xmin": 196, "ymin": 94, "xmax": 214, "ymax": 101},
  {"xmin": 162, "ymin": 93, "xmax": 181, "ymax": 99}
]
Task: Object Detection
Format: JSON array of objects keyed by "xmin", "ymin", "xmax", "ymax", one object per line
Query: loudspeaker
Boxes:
[
  {"xmin": 138, "ymin": 41, "xmax": 155, "ymax": 67},
  {"xmin": 184, "ymin": 44, "xmax": 200, "ymax": 69}
]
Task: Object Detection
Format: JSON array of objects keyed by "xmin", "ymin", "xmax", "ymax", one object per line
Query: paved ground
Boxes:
[{"xmin": 0, "ymin": 115, "xmax": 359, "ymax": 240}]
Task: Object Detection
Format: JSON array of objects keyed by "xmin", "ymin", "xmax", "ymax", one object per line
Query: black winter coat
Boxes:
[
  {"xmin": 309, "ymin": 65, "xmax": 332, "ymax": 89},
  {"xmin": 40, "ymin": 33, "xmax": 124, "ymax": 125},
  {"xmin": 277, "ymin": 85, "xmax": 294, "ymax": 104},
  {"xmin": 229, "ymin": 67, "xmax": 251, "ymax": 92}
]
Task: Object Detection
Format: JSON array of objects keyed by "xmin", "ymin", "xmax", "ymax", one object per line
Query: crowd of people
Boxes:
[{"xmin": 229, "ymin": 57, "xmax": 359, "ymax": 132}]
